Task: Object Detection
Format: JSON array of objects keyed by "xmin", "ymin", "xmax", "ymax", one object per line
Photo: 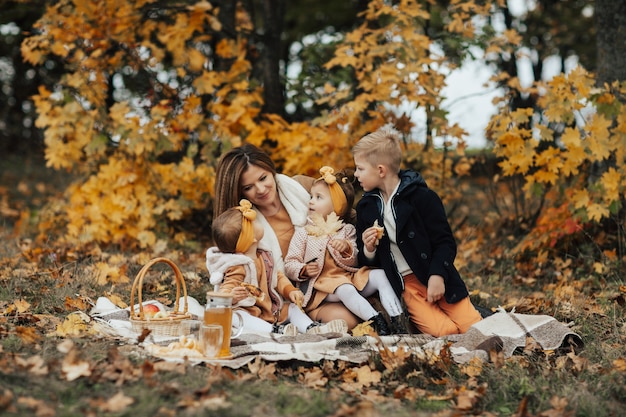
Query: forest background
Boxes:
[{"xmin": 1, "ymin": 0, "xmax": 625, "ymax": 416}]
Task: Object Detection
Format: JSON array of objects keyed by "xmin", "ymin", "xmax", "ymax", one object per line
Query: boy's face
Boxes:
[{"xmin": 353, "ymin": 154, "xmax": 380, "ymax": 192}]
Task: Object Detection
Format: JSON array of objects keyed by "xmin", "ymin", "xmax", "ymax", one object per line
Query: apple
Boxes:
[{"xmin": 142, "ymin": 303, "xmax": 160, "ymax": 318}]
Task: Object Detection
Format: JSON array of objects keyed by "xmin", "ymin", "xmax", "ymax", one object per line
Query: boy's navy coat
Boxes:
[{"xmin": 355, "ymin": 170, "xmax": 470, "ymax": 304}]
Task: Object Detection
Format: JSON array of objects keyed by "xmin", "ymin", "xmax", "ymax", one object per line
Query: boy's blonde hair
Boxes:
[{"xmin": 351, "ymin": 125, "xmax": 402, "ymax": 174}]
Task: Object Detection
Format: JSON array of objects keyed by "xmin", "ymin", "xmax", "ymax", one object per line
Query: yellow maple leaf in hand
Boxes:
[{"xmin": 305, "ymin": 212, "xmax": 344, "ymax": 237}]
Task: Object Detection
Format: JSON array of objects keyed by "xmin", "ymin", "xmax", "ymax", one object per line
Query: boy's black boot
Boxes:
[
  {"xmin": 370, "ymin": 313, "xmax": 391, "ymax": 336},
  {"xmin": 389, "ymin": 314, "xmax": 409, "ymax": 334}
]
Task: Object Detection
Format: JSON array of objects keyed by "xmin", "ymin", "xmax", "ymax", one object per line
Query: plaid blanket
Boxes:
[{"xmin": 92, "ymin": 303, "xmax": 582, "ymax": 369}]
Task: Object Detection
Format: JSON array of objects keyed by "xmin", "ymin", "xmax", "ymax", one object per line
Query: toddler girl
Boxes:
[
  {"xmin": 206, "ymin": 199, "xmax": 348, "ymax": 336},
  {"xmin": 284, "ymin": 167, "xmax": 406, "ymax": 335}
]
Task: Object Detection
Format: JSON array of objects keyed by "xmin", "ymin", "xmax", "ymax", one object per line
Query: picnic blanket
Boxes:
[{"xmin": 90, "ymin": 298, "xmax": 582, "ymax": 369}]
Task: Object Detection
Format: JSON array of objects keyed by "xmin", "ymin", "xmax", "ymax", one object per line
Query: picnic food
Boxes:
[
  {"xmin": 241, "ymin": 282, "xmax": 265, "ymax": 300},
  {"xmin": 143, "ymin": 303, "xmax": 160, "ymax": 318},
  {"xmin": 153, "ymin": 311, "xmax": 170, "ymax": 319},
  {"xmin": 373, "ymin": 220, "xmax": 384, "ymax": 239}
]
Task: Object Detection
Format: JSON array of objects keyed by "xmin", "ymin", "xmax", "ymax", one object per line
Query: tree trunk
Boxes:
[
  {"xmin": 595, "ymin": 0, "xmax": 626, "ymax": 86},
  {"xmin": 260, "ymin": 0, "xmax": 286, "ymax": 115}
]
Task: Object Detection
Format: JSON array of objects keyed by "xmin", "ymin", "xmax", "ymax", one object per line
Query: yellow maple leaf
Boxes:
[
  {"xmin": 13, "ymin": 298, "xmax": 31, "ymax": 313},
  {"xmin": 50, "ymin": 312, "xmax": 93, "ymax": 337},
  {"xmin": 587, "ymin": 203, "xmax": 609, "ymax": 222},
  {"xmin": 351, "ymin": 320, "xmax": 375, "ymax": 337}
]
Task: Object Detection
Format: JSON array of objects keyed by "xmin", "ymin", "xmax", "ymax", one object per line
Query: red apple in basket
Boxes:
[{"xmin": 143, "ymin": 304, "xmax": 160, "ymax": 318}]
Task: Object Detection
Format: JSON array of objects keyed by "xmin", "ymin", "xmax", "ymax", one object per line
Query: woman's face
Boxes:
[{"xmin": 240, "ymin": 165, "xmax": 278, "ymax": 208}]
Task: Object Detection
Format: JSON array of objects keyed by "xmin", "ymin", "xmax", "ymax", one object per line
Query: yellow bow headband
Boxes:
[
  {"xmin": 319, "ymin": 166, "xmax": 348, "ymax": 216},
  {"xmin": 235, "ymin": 199, "xmax": 256, "ymax": 253}
]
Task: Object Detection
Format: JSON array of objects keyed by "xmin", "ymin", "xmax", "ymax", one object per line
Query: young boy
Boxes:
[{"xmin": 352, "ymin": 126, "xmax": 482, "ymax": 337}]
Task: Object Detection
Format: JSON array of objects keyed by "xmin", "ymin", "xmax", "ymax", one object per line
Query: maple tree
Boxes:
[
  {"xmin": 19, "ymin": 0, "xmax": 502, "ymax": 249},
  {"xmin": 488, "ymin": 66, "xmax": 625, "ymax": 255}
]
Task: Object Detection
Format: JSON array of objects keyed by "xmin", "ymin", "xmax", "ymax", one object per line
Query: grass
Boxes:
[{"xmin": 1, "ymin": 155, "xmax": 626, "ymax": 416}]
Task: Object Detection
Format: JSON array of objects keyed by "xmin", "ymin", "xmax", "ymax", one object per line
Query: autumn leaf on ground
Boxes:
[
  {"xmin": 339, "ymin": 365, "xmax": 382, "ymax": 391},
  {"xmin": 60, "ymin": 346, "xmax": 92, "ymax": 381},
  {"xmin": 538, "ymin": 396, "xmax": 572, "ymax": 417},
  {"xmin": 97, "ymin": 391, "xmax": 134, "ymax": 413},
  {"xmin": 330, "ymin": 401, "xmax": 378, "ymax": 417},
  {"xmin": 248, "ymin": 358, "xmax": 277, "ymax": 381},
  {"xmin": 49, "ymin": 311, "xmax": 93, "ymax": 337},
  {"xmin": 613, "ymin": 358, "xmax": 626, "ymax": 372},
  {"xmin": 460, "ymin": 356, "xmax": 484, "ymax": 377},
  {"xmin": 17, "ymin": 397, "xmax": 55, "ymax": 417},
  {"xmin": 378, "ymin": 343, "xmax": 411, "ymax": 371},
  {"xmin": 454, "ymin": 384, "xmax": 485, "ymax": 411},
  {"xmin": 13, "ymin": 298, "xmax": 31, "ymax": 313},
  {"xmin": 0, "ymin": 389, "xmax": 15, "ymax": 414},
  {"xmin": 15, "ymin": 354, "xmax": 48, "ymax": 376},
  {"xmin": 64, "ymin": 295, "xmax": 90, "ymax": 311},
  {"xmin": 15, "ymin": 326, "xmax": 42, "ymax": 344},
  {"xmin": 299, "ymin": 367, "xmax": 328, "ymax": 388}
]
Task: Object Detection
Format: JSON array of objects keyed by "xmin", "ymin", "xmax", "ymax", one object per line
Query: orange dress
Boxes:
[{"xmin": 302, "ymin": 250, "xmax": 370, "ymax": 313}]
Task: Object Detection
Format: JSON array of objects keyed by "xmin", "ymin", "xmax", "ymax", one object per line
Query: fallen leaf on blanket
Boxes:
[
  {"xmin": 299, "ymin": 367, "xmax": 327, "ymax": 388},
  {"xmin": 350, "ymin": 320, "xmax": 375, "ymax": 337}
]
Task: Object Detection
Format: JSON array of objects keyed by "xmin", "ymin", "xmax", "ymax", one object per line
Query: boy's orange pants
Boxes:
[{"xmin": 402, "ymin": 274, "xmax": 482, "ymax": 337}]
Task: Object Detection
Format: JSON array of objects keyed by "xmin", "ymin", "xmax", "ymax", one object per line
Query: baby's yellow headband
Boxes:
[
  {"xmin": 235, "ymin": 199, "xmax": 256, "ymax": 253},
  {"xmin": 319, "ymin": 166, "xmax": 348, "ymax": 216}
]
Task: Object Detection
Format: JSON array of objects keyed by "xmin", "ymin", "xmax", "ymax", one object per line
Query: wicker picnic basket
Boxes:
[{"xmin": 129, "ymin": 257, "xmax": 192, "ymax": 337}]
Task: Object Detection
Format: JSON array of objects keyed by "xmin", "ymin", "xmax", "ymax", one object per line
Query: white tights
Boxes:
[
  {"xmin": 236, "ymin": 303, "xmax": 314, "ymax": 334},
  {"xmin": 325, "ymin": 269, "xmax": 403, "ymax": 320}
]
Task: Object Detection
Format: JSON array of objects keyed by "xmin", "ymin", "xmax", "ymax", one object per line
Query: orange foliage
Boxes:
[{"xmin": 22, "ymin": 0, "xmax": 501, "ymax": 249}]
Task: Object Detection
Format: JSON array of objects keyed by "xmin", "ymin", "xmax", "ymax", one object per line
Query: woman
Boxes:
[{"xmin": 213, "ymin": 144, "xmax": 361, "ymax": 329}]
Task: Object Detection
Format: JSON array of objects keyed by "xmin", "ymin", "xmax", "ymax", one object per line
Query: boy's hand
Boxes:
[
  {"xmin": 362, "ymin": 226, "xmax": 380, "ymax": 252},
  {"xmin": 329, "ymin": 239, "xmax": 350, "ymax": 253},
  {"xmin": 427, "ymin": 275, "xmax": 445, "ymax": 303}
]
